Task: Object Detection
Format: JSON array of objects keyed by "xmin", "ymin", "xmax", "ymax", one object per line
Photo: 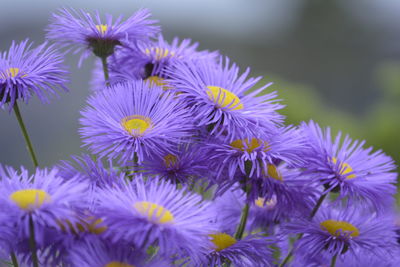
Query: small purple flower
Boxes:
[
  {"xmin": 79, "ymin": 81, "xmax": 193, "ymax": 164},
  {"xmin": 46, "ymin": 7, "xmax": 160, "ymax": 64},
  {"xmin": 0, "ymin": 165, "xmax": 89, "ymax": 254},
  {"xmin": 284, "ymin": 206, "xmax": 398, "ymax": 264},
  {"xmin": 0, "ymin": 39, "xmax": 68, "ymax": 110},
  {"xmin": 168, "ymin": 57, "xmax": 284, "ymax": 138},
  {"xmin": 67, "ymin": 237, "xmax": 169, "ymax": 267},
  {"xmin": 204, "ymin": 232, "xmax": 274, "ymax": 267},
  {"xmin": 94, "ymin": 175, "xmax": 217, "ymax": 264},
  {"xmin": 141, "ymin": 143, "xmax": 212, "ymax": 185},
  {"xmin": 301, "ymin": 120, "xmax": 397, "ymax": 212}
]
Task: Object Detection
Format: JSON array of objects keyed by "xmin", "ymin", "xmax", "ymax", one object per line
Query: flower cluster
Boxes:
[{"xmin": 0, "ymin": 6, "xmax": 398, "ymax": 267}]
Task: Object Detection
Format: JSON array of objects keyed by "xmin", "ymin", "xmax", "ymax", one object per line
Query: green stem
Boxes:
[
  {"xmin": 100, "ymin": 56, "xmax": 110, "ymax": 84},
  {"xmin": 279, "ymin": 192, "xmax": 328, "ymax": 267},
  {"xmin": 234, "ymin": 202, "xmax": 250, "ymax": 240},
  {"xmin": 29, "ymin": 216, "xmax": 39, "ymax": 267},
  {"xmin": 13, "ymin": 102, "xmax": 39, "ymax": 168},
  {"xmin": 10, "ymin": 252, "xmax": 18, "ymax": 267},
  {"xmin": 330, "ymin": 254, "xmax": 338, "ymax": 267}
]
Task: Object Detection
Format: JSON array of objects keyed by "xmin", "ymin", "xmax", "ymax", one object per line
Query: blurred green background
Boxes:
[{"xmin": 0, "ymin": 0, "xmax": 399, "ymax": 174}]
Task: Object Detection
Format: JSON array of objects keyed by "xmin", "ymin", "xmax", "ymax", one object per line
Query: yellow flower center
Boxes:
[
  {"xmin": 209, "ymin": 233, "xmax": 237, "ymax": 251},
  {"xmin": 84, "ymin": 217, "xmax": 107, "ymax": 235},
  {"xmin": 1, "ymin": 68, "xmax": 27, "ymax": 79},
  {"xmin": 230, "ymin": 138, "xmax": 269, "ymax": 153},
  {"xmin": 206, "ymin": 86, "xmax": 243, "ymax": 110},
  {"xmin": 9, "ymin": 189, "xmax": 51, "ymax": 210},
  {"xmin": 266, "ymin": 164, "xmax": 283, "ymax": 181},
  {"xmin": 144, "ymin": 76, "xmax": 172, "ymax": 90},
  {"xmin": 164, "ymin": 154, "xmax": 178, "ymax": 168},
  {"xmin": 105, "ymin": 262, "xmax": 134, "ymax": 267},
  {"xmin": 320, "ymin": 220, "xmax": 359, "ymax": 238},
  {"xmin": 332, "ymin": 157, "xmax": 356, "ymax": 179},
  {"xmin": 134, "ymin": 201, "xmax": 174, "ymax": 224},
  {"xmin": 121, "ymin": 115, "xmax": 152, "ymax": 136},
  {"xmin": 145, "ymin": 47, "xmax": 174, "ymax": 60},
  {"xmin": 254, "ymin": 196, "xmax": 277, "ymax": 209},
  {"xmin": 96, "ymin": 24, "xmax": 108, "ymax": 35}
]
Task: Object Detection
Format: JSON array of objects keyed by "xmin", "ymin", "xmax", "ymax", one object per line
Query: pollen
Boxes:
[
  {"xmin": 209, "ymin": 233, "xmax": 237, "ymax": 251},
  {"xmin": 145, "ymin": 76, "xmax": 172, "ymax": 90},
  {"xmin": 332, "ymin": 157, "xmax": 356, "ymax": 179},
  {"xmin": 10, "ymin": 189, "xmax": 51, "ymax": 210},
  {"xmin": 230, "ymin": 138, "xmax": 269, "ymax": 153},
  {"xmin": 121, "ymin": 115, "xmax": 152, "ymax": 136},
  {"xmin": 105, "ymin": 262, "xmax": 134, "ymax": 267},
  {"xmin": 1, "ymin": 68, "xmax": 26, "ymax": 79},
  {"xmin": 254, "ymin": 196, "xmax": 277, "ymax": 209},
  {"xmin": 320, "ymin": 219, "xmax": 359, "ymax": 238},
  {"xmin": 134, "ymin": 201, "xmax": 174, "ymax": 224},
  {"xmin": 96, "ymin": 24, "xmax": 108, "ymax": 35},
  {"xmin": 266, "ymin": 164, "xmax": 283, "ymax": 181},
  {"xmin": 164, "ymin": 154, "xmax": 178, "ymax": 168},
  {"xmin": 145, "ymin": 47, "xmax": 174, "ymax": 60},
  {"xmin": 206, "ymin": 86, "xmax": 243, "ymax": 110}
]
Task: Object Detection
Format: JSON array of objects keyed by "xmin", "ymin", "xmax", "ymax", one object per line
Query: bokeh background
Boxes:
[{"xmin": 1, "ymin": 0, "xmax": 399, "ymax": 174}]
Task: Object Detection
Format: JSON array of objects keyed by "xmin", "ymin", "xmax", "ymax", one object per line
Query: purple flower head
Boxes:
[
  {"xmin": 46, "ymin": 7, "xmax": 160, "ymax": 64},
  {"xmin": 0, "ymin": 39, "xmax": 68, "ymax": 111},
  {"xmin": 94, "ymin": 175, "xmax": 218, "ymax": 264},
  {"xmin": 301, "ymin": 120, "xmax": 397, "ymax": 212},
  {"xmin": 80, "ymin": 80, "xmax": 193, "ymax": 164},
  {"xmin": 67, "ymin": 237, "xmax": 170, "ymax": 267},
  {"xmin": 167, "ymin": 57, "xmax": 284, "ymax": 138},
  {"xmin": 207, "ymin": 125, "xmax": 307, "ymax": 183},
  {"xmin": 284, "ymin": 206, "xmax": 398, "ymax": 264},
  {"xmin": 0, "ymin": 165, "xmax": 89, "ymax": 253},
  {"xmin": 203, "ymin": 232, "xmax": 274, "ymax": 267},
  {"xmin": 141, "ymin": 143, "xmax": 212, "ymax": 185}
]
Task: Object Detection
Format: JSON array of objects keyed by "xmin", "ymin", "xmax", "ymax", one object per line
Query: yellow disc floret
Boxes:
[
  {"xmin": 209, "ymin": 233, "xmax": 237, "ymax": 251},
  {"xmin": 320, "ymin": 219, "xmax": 359, "ymax": 238},
  {"xmin": 10, "ymin": 189, "xmax": 51, "ymax": 210},
  {"xmin": 206, "ymin": 86, "xmax": 243, "ymax": 110},
  {"xmin": 121, "ymin": 115, "xmax": 152, "ymax": 136},
  {"xmin": 105, "ymin": 262, "xmax": 134, "ymax": 267},
  {"xmin": 332, "ymin": 157, "xmax": 356, "ymax": 179},
  {"xmin": 230, "ymin": 138, "xmax": 269, "ymax": 153},
  {"xmin": 96, "ymin": 24, "xmax": 108, "ymax": 35},
  {"xmin": 266, "ymin": 164, "xmax": 283, "ymax": 181},
  {"xmin": 254, "ymin": 196, "xmax": 277, "ymax": 209},
  {"xmin": 134, "ymin": 201, "xmax": 174, "ymax": 224},
  {"xmin": 145, "ymin": 47, "xmax": 174, "ymax": 60},
  {"xmin": 164, "ymin": 154, "xmax": 178, "ymax": 168},
  {"xmin": 144, "ymin": 76, "xmax": 172, "ymax": 90}
]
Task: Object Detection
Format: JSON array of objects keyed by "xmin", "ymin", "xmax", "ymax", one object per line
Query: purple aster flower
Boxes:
[
  {"xmin": 0, "ymin": 39, "xmax": 68, "ymax": 110},
  {"xmin": 207, "ymin": 125, "xmax": 307, "ymax": 181},
  {"xmin": 0, "ymin": 165, "xmax": 89, "ymax": 260},
  {"xmin": 167, "ymin": 57, "xmax": 284, "ymax": 138},
  {"xmin": 203, "ymin": 232, "xmax": 274, "ymax": 267},
  {"xmin": 141, "ymin": 143, "xmax": 212, "ymax": 185},
  {"xmin": 67, "ymin": 237, "xmax": 170, "ymax": 267},
  {"xmin": 79, "ymin": 80, "xmax": 193, "ymax": 164},
  {"xmin": 283, "ymin": 206, "xmax": 398, "ymax": 264},
  {"xmin": 94, "ymin": 175, "xmax": 217, "ymax": 264},
  {"xmin": 46, "ymin": 7, "xmax": 160, "ymax": 64},
  {"xmin": 301, "ymin": 120, "xmax": 397, "ymax": 212}
]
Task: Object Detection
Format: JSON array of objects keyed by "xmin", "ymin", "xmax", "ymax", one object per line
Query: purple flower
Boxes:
[
  {"xmin": 204, "ymin": 232, "xmax": 274, "ymax": 267},
  {"xmin": 0, "ymin": 165, "xmax": 89, "ymax": 254},
  {"xmin": 79, "ymin": 81, "xmax": 193, "ymax": 164},
  {"xmin": 94, "ymin": 175, "xmax": 217, "ymax": 264},
  {"xmin": 0, "ymin": 39, "xmax": 68, "ymax": 110},
  {"xmin": 67, "ymin": 237, "xmax": 169, "ymax": 267},
  {"xmin": 167, "ymin": 57, "xmax": 284, "ymax": 138},
  {"xmin": 141, "ymin": 143, "xmax": 212, "ymax": 185},
  {"xmin": 46, "ymin": 7, "xmax": 160, "ymax": 64},
  {"xmin": 284, "ymin": 206, "xmax": 398, "ymax": 264},
  {"xmin": 301, "ymin": 120, "xmax": 397, "ymax": 212}
]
